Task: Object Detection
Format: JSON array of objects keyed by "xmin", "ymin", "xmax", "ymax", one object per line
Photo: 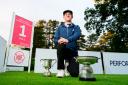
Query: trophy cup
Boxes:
[
  {"xmin": 76, "ymin": 56, "xmax": 98, "ymax": 81},
  {"xmin": 40, "ymin": 59, "xmax": 56, "ymax": 77}
]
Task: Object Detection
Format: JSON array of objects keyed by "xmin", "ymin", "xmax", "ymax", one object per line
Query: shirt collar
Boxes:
[
  {"xmin": 65, "ymin": 23, "xmax": 72, "ymax": 27},
  {"xmin": 61, "ymin": 22, "xmax": 75, "ymax": 28}
]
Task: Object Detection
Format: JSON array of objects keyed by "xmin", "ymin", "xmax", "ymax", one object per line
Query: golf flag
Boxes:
[
  {"xmin": 11, "ymin": 15, "xmax": 33, "ymax": 48},
  {"xmin": 5, "ymin": 13, "xmax": 34, "ymax": 73}
]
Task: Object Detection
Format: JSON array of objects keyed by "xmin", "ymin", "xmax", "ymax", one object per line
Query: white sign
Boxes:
[
  {"xmin": 103, "ymin": 52, "xmax": 128, "ymax": 74},
  {"xmin": 34, "ymin": 48, "xmax": 103, "ymax": 74},
  {"xmin": 34, "ymin": 48, "xmax": 57, "ymax": 73},
  {"xmin": 7, "ymin": 47, "xmax": 30, "ymax": 67},
  {"xmin": 0, "ymin": 36, "xmax": 7, "ymax": 72}
]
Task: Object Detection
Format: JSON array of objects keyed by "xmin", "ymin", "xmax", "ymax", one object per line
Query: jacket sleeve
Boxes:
[
  {"xmin": 54, "ymin": 27, "xmax": 60, "ymax": 46},
  {"xmin": 67, "ymin": 25, "xmax": 81, "ymax": 42}
]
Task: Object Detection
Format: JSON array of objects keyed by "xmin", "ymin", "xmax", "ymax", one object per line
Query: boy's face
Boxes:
[{"xmin": 63, "ymin": 12, "xmax": 73, "ymax": 22}]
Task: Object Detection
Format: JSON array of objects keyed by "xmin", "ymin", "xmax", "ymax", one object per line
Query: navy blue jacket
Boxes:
[{"xmin": 54, "ymin": 23, "xmax": 81, "ymax": 51}]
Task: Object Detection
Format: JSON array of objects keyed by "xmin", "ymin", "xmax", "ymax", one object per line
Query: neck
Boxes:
[{"xmin": 65, "ymin": 21, "xmax": 72, "ymax": 24}]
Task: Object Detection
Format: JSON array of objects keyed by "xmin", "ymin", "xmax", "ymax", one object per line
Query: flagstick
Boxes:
[
  {"xmin": 4, "ymin": 12, "xmax": 15, "ymax": 72},
  {"xmin": 28, "ymin": 22, "xmax": 34, "ymax": 73}
]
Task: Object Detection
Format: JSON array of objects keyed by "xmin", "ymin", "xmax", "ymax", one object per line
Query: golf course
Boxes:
[{"xmin": 0, "ymin": 71, "xmax": 128, "ymax": 85}]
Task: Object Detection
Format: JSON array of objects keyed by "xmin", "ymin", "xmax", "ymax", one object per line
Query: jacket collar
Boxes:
[{"xmin": 60, "ymin": 22, "xmax": 75, "ymax": 28}]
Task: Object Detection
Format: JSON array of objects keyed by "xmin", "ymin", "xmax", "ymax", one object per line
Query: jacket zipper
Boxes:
[{"xmin": 67, "ymin": 27, "xmax": 68, "ymax": 37}]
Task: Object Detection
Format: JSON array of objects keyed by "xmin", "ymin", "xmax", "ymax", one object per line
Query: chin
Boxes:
[{"xmin": 65, "ymin": 20, "xmax": 72, "ymax": 22}]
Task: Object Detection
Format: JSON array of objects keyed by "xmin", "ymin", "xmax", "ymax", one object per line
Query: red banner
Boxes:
[{"xmin": 11, "ymin": 15, "xmax": 33, "ymax": 48}]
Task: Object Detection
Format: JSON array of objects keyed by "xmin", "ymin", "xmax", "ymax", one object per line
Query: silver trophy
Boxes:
[
  {"xmin": 76, "ymin": 56, "xmax": 98, "ymax": 81},
  {"xmin": 40, "ymin": 59, "xmax": 56, "ymax": 77}
]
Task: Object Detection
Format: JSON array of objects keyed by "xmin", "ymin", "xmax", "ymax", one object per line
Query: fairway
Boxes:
[{"xmin": 0, "ymin": 72, "xmax": 128, "ymax": 85}]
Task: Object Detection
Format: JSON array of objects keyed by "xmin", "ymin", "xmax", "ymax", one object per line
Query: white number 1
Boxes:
[{"xmin": 19, "ymin": 25, "xmax": 26, "ymax": 37}]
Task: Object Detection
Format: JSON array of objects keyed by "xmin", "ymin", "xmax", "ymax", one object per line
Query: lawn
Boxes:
[{"xmin": 0, "ymin": 72, "xmax": 128, "ymax": 85}]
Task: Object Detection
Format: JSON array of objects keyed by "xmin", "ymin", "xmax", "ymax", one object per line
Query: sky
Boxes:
[{"xmin": 0, "ymin": 0, "xmax": 94, "ymax": 41}]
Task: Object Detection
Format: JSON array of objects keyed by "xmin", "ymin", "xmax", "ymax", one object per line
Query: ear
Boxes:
[{"xmin": 72, "ymin": 15, "xmax": 73, "ymax": 18}]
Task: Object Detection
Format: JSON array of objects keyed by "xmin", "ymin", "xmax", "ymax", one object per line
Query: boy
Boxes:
[{"xmin": 54, "ymin": 10, "xmax": 81, "ymax": 77}]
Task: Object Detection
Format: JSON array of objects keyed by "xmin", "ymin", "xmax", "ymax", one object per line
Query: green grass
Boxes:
[{"xmin": 0, "ymin": 72, "xmax": 128, "ymax": 85}]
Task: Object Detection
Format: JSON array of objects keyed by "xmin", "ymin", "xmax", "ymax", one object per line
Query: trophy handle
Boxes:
[
  {"xmin": 40, "ymin": 59, "xmax": 43, "ymax": 62},
  {"xmin": 74, "ymin": 57, "xmax": 78, "ymax": 62},
  {"xmin": 51, "ymin": 59, "xmax": 57, "ymax": 68},
  {"xmin": 40, "ymin": 59, "xmax": 45, "ymax": 64},
  {"xmin": 40, "ymin": 59, "xmax": 44, "ymax": 62}
]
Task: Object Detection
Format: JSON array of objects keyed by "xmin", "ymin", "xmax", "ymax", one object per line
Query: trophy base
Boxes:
[
  {"xmin": 79, "ymin": 77, "xmax": 96, "ymax": 81},
  {"xmin": 43, "ymin": 72, "xmax": 51, "ymax": 77},
  {"xmin": 43, "ymin": 74, "xmax": 51, "ymax": 77}
]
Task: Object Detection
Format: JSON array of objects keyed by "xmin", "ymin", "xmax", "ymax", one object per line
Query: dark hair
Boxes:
[{"xmin": 63, "ymin": 10, "xmax": 73, "ymax": 15}]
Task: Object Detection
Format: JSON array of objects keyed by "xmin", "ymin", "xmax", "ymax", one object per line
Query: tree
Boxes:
[
  {"xmin": 87, "ymin": 33, "xmax": 98, "ymax": 46},
  {"xmin": 77, "ymin": 34, "xmax": 86, "ymax": 50},
  {"xmin": 84, "ymin": 0, "xmax": 128, "ymax": 52},
  {"xmin": 46, "ymin": 20, "xmax": 59, "ymax": 48},
  {"xmin": 33, "ymin": 20, "xmax": 46, "ymax": 49},
  {"xmin": 98, "ymin": 31, "xmax": 113, "ymax": 45},
  {"xmin": 85, "ymin": 33, "xmax": 100, "ymax": 51},
  {"xmin": 32, "ymin": 20, "xmax": 59, "ymax": 58},
  {"xmin": 97, "ymin": 31, "xmax": 114, "ymax": 51}
]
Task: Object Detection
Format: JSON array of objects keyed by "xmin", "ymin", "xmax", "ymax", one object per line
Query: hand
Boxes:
[
  {"xmin": 58, "ymin": 38, "xmax": 64, "ymax": 44},
  {"xmin": 58, "ymin": 37, "xmax": 68, "ymax": 44}
]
